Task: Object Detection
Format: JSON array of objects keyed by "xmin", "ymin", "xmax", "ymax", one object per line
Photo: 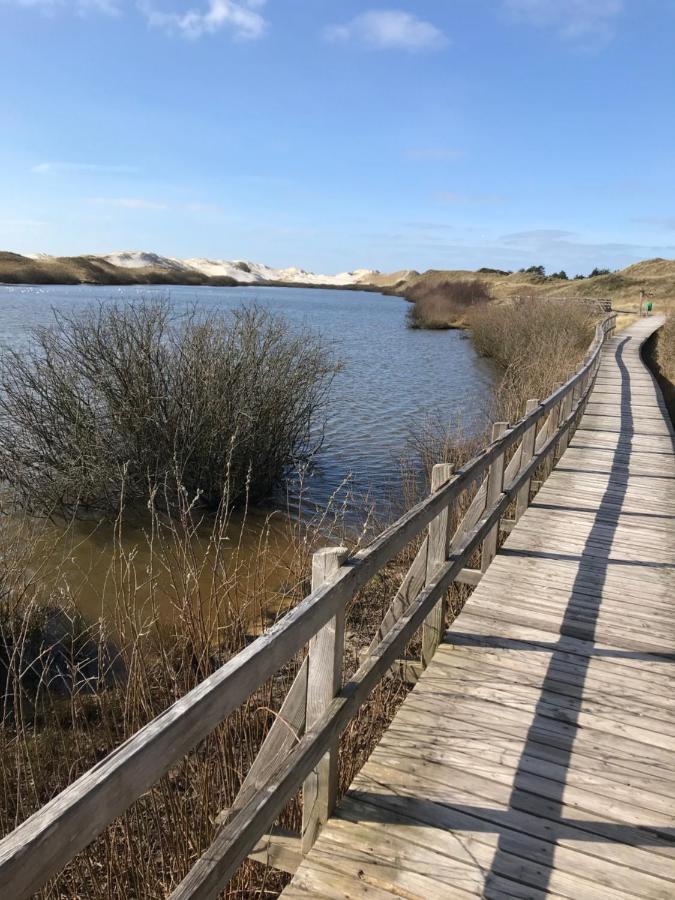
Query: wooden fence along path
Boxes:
[
  {"xmin": 281, "ymin": 315, "xmax": 675, "ymax": 899},
  {"xmin": 1, "ymin": 313, "xmax": 674, "ymax": 899}
]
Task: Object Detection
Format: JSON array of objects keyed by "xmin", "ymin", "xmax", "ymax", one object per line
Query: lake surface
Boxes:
[
  {"xmin": 0, "ymin": 283, "xmax": 496, "ymax": 622},
  {"xmin": 0, "ymin": 283, "xmax": 495, "ymax": 517}
]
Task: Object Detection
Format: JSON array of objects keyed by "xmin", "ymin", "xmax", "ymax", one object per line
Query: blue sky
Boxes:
[{"xmin": 2, "ymin": 0, "xmax": 675, "ymax": 274}]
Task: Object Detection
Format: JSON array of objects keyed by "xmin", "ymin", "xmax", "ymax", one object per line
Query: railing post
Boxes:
[
  {"xmin": 515, "ymin": 400, "xmax": 539, "ymax": 523},
  {"xmin": 542, "ymin": 384, "xmax": 563, "ymax": 480},
  {"xmin": 421, "ymin": 463, "xmax": 454, "ymax": 668},
  {"xmin": 556, "ymin": 388, "xmax": 575, "ymax": 459},
  {"xmin": 302, "ymin": 545, "xmax": 349, "ymax": 854},
  {"xmin": 481, "ymin": 422, "xmax": 507, "ymax": 573}
]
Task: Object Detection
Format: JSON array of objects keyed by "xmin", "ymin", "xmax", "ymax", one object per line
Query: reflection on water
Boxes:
[
  {"xmin": 24, "ymin": 505, "xmax": 301, "ymax": 627},
  {"xmin": 0, "ymin": 283, "xmax": 496, "ymax": 622}
]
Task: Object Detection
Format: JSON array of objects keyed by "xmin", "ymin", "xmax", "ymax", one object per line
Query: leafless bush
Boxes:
[
  {"xmin": 0, "ymin": 300, "xmax": 340, "ymax": 516},
  {"xmin": 406, "ymin": 279, "xmax": 491, "ymax": 329},
  {"xmin": 470, "ymin": 297, "xmax": 596, "ymax": 422}
]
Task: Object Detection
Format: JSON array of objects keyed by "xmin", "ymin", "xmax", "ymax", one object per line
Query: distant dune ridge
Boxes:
[
  {"xmin": 3, "ymin": 250, "xmax": 382, "ymax": 288},
  {"xmin": 2, "ymin": 251, "xmax": 675, "ymax": 322}
]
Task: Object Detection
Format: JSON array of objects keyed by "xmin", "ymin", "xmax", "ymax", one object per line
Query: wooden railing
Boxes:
[{"xmin": 0, "ymin": 313, "xmax": 617, "ymax": 900}]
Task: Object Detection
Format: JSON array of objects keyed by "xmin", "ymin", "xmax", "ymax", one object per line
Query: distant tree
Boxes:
[
  {"xmin": 523, "ymin": 265, "xmax": 546, "ymax": 277},
  {"xmin": 589, "ymin": 267, "xmax": 611, "ymax": 278},
  {"xmin": 573, "ymin": 273, "xmax": 586, "ymax": 280},
  {"xmin": 550, "ymin": 270, "xmax": 569, "ymax": 280}
]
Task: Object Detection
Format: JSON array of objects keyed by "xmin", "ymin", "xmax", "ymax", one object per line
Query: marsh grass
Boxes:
[
  {"xmin": 406, "ymin": 279, "xmax": 491, "ymax": 329},
  {"xmin": 0, "ymin": 469, "xmax": 415, "ymax": 899},
  {"xmin": 470, "ymin": 296, "xmax": 596, "ymax": 422}
]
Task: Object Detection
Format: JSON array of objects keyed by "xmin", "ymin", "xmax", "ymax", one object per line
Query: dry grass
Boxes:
[
  {"xmin": 469, "ymin": 296, "xmax": 596, "ymax": 423},
  {"xmin": 0, "ymin": 298, "xmax": 410, "ymax": 898},
  {"xmin": 369, "ymin": 257, "xmax": 675, "ymax": 328},
  {"xmin": 405, "ymin": 278, "xmax": 491, "ymax": 329},
  {"xmin": 656, "ymin": 313, "xmax": 675, "ymax": 384},
  {"xmin": 0, "ymin": 477, "xmax": 417, "ymax": 898}
]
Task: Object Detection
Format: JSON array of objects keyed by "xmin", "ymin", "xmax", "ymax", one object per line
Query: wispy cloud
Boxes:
[
  {"xmin": 5, "ymin": 0, "xmax": 119, "ymax": 15},
  {"xmin": 504, "ymin": 0, "xmax": 623, "ymax": 42},
  {"xmin": 500, "ymin": 228, "xmax": 576, "ymax": 244},
  {"xmin": 404, "ymin": 147, "xmax": 465, "ymax": 162},
  {"xmin": 88, "ymin": 197, "xmax": 167, "ymax": 210},
  {"xmin": 185, "ymin": 201, "xmax": 225, "ymax": 215},
  {"xmin": 325, "ymin": 10, "xmax": 447, "ymax": 51},
  {"xmin": 0, "ymin": 218, "xmax": 47, "ymax": 228},
  {"xmin": 437, "ymin": 191, "xmax": 506, "ymax": 206},
  {"xmin": 141, "ymin": 0, "xmax": 267, "ymax": 39},
  {"xmin": 633, "ymin": 216, "xmax": 675, "ymax": 231},
  {"xmin": 33, "ymin": 161, "xmax": 137, "ymax": 175}
]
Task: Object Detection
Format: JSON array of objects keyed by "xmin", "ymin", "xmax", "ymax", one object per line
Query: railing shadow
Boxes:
[
  {"xmin": 481, "ymin": 332, "xmax": 660, "ymax": 892},
  {"xmin": 335, "ymin": 331, "xmax": 675, "ymax": 893}
]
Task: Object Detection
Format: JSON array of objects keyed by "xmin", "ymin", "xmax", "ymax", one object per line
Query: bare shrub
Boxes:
[
  {"xmin": 470, "ymin": 297, "xmax": 596, "ymax": 422},
  {"xmin": 406, "ymin": 279, "xmax": 491, "ymax": 329},
  {"xmin": 0, "ymin": 300, "xmax": 340, "ymax": 516}
]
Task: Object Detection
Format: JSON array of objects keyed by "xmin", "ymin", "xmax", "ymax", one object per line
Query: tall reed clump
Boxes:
[
  {"xmin": 406, "ymin": 278, "xmax": 491, "ymax": 330},
  {"xmin": 469, "ymin": 296, "xmax": 596, "ymax": 422},
  {"xmin": 0, "ymin": 299, "xmax": 340, "ymax": 516},
  {"xmin": 0, "ymin": 480, "xmax": 411, "ymax": 898}
]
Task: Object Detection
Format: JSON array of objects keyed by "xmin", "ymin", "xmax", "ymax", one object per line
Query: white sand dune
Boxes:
[{"xmin": 95, "ymin": 251, "xmax": 377, "ymax": 286}]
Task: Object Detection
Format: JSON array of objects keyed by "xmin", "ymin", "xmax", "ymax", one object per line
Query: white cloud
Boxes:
[
  {"xmin": 33, "ymin": 162, "xmax": 137, "ymax": 175},
  {"xmin": 88, "ymin": 197, "xmax": 167, "ymax": 209},
  {"xmin": 325, "ymin": 10, "xmax": 447, "ymax": 51},
  {"xmin": 504, "ymin": 0, "xmax": 623, "ymax": 41},
  {"xmin": 141, "ymin": 0, "xmax": 267, "ymax": 39}
]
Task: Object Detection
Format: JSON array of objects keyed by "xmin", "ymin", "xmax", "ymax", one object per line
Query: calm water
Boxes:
[
  {"xmin": 0, "ymin": 283, "xmax": 495, "ymax": 622},
  {"xmin": 0, "ymin": 283, "xmax": 495, "ymax": 516}
]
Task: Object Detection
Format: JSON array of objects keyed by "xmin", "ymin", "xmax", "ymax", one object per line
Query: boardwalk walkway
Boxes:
[{"xmin": 282, "ymin": 316, "xmax": 675, "ymax": 899}]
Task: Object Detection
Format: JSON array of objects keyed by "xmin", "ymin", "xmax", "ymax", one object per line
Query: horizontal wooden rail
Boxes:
[{"xmin": 0, "ymin": 313, "xmax": 616, "ymax": 900}]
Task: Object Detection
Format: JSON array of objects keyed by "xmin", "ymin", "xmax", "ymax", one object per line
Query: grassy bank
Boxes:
[
  {"xmin": 643, "ymin": 313, "xmax": 675, "ymax": 425},
  {"xmin": 470, "ymin": 297, "xmax": 596, "ymax": 422},
  {"xmin": 388, "ymin": 257, "xmax": 675, "ymax": 329},
  {"xmin": 655, "ymin": 313, "xmax": 675, "ymax": 384}
]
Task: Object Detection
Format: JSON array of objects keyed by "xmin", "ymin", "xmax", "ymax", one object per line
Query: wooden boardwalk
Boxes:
[{"xmin": 282, "ymin": 316, "xmax": 675, "ymax": 899}]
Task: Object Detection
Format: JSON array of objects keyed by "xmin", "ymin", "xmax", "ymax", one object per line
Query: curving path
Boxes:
[{"xmin": 282, "ymin": 316, "xmax": 675, "ymax": 898}]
